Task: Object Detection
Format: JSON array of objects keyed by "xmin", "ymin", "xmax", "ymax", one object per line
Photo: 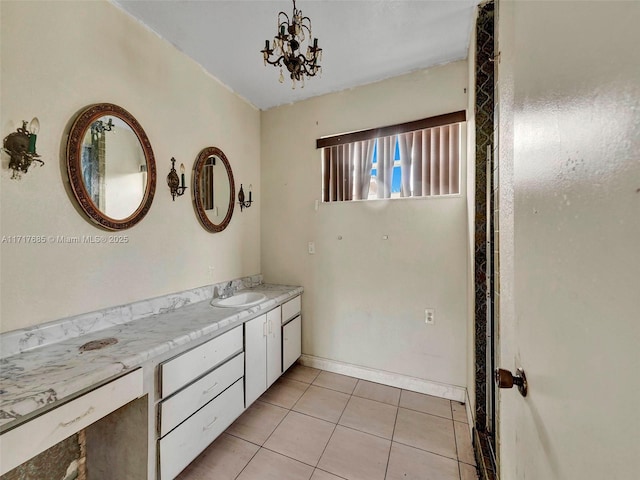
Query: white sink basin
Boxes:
[{"xmin": 210, "ymin": 292, "xmax": 267, "ymax": 308}]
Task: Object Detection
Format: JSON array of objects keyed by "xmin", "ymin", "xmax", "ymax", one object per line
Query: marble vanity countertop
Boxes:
[{"xmin": 0, "ymin": 283, "xmax": 302, "ymax": 432}]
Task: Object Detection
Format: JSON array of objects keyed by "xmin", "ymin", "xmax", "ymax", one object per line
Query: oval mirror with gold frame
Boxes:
[
  {"xmin": 193, "ymin": 147, "xmax": 235, "ymax": 233},
  {"xmin": 66, "ymin": 103, "xmax": 156, "ymax": 230}
]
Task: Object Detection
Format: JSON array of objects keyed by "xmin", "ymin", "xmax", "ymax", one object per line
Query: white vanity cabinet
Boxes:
[
  {"xmin": 157, "ymin": 325, "xmax": 244, "ymax": 480},
  {"xmin": 283, "ymin": 316, "xmax": 302, "ymax": 371},
  {"xmin": 282, "ymin": 296, "xmax": 302, "ymax": 372},
  {"xmin": 244, "ymin": 306, "xmax": 282, "ymax": 407}
]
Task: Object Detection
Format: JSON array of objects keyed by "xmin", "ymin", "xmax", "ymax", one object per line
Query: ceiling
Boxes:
[{"xmin": 113, "ymin": 0, "xmax": 478, "ymax": 111}]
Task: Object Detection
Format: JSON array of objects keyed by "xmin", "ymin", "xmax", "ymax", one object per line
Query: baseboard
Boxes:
[
  {"xmin": 465, "ymin": 389, "xmax": 475, "ymax": 436},
  {"xmin": 299, "ymin": 354, "xmax": 466, "ymax": 403}
]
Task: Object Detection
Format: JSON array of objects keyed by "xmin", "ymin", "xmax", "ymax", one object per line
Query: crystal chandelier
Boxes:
[{"xmin": 260, "ymin": 0, "xmax": 322, "ymax": 88}]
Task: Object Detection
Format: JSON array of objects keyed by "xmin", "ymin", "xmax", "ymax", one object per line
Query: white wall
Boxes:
[
  {"xmin": 497, "ymin": 1, "xmax": 640, "ymax": 478},
  {"xmin": 0, "ymin": 0, "xmax": 260, "ymax": 332},
  {"xmin": 261, "ymin": 62, "xmax": 470, "ymax": 387}
]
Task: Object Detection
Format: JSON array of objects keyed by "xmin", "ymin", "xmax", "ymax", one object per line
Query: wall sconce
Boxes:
[
  {"xmin": 238, "ymin": 183, "xmax": 253, "ymax": 211},
  {"xmin": 2, "ymin": 118, "xmax": 43, "ymax": 179},
  {"xmin": 167, "ymin": 157, "xmax": 187, "ymax": 201}
]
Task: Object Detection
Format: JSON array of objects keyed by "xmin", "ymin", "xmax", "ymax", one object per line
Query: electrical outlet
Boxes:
[
  {"xmin": 308, "ymin": 241, "xmax": 316, "ymax": 254},
  {"xmin": 425, "ymin": 308, "xmax": 435, "ymax": 325},
  {"xmin": 208, "ymin": 266, "xmax": 215, "ymax": 277}
]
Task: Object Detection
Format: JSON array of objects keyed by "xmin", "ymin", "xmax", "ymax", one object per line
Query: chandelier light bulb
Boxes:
[{"xmin": 28, "ymin": 117, "xmax": 40, "ymax": 135}]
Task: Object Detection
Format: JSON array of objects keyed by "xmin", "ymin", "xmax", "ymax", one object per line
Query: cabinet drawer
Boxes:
[
  {"xmin": 283, "ymin": 315, "xmax": 302, "ymax": 372},
  {"xmin": 159, "ymin": 379, "xmax": 244, "ymax": 480},
  {"xmin": 160, "ymin": 326, "xmax": 242, "ymax": 397},
  {"xmin": 0, "ymin": 369, "xmax": 143, "ymax": 476},
  {"xmin": 281, "ymin": 295, "xmax": 301, "ymax": 324},
  {"xmin": 159, "ymin": 353, "xmax": 243, "ymax": 437}
]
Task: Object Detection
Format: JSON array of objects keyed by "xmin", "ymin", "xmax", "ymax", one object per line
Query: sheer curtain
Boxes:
[
  {"xmin": 354, "ymin": 139, "xmax": 375, "ymax": 200},
  {"xmin": 323, "ymin": 139, "xmax": 375, "ymax": 201}
]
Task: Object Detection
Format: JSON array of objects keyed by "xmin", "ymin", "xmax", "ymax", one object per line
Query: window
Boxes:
[{"xmin": 317, "ymin": 111, "xmax": 465, "ymax": 202}]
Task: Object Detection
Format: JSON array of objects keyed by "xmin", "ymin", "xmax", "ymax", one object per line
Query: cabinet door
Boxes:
[
  {"xmin": 244, "ymin": 314, "xmax": 267, "ymax": 407},
  {"xmin": 283, "ymin": 316, "xmax": 302, "ymax": 372},
  {"xmin": 266, "ymin": 307, "xmax": 282, "ymax": 387}
]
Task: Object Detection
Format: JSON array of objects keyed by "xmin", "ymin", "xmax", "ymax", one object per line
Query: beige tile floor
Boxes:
[{"xmin": 177, "ymin": 364, "xmax": 479, "ymax": 480}]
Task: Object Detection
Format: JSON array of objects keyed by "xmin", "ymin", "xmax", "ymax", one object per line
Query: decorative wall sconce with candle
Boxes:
[
  {"xmin": 238, "ymin": 184, "xmax": 253, "ymax": 211},
  {"xmin": 2, "ymin": 118, "xmax": 43, "ymax": 179},
  {"xmin": 167, "ymin": 157, "xmax": 187, "ymax": 201}
]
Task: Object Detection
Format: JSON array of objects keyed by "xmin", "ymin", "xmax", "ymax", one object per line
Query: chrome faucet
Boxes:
[{"xmin": 218, "ymin": 281, "xmax": 235, "ymax": 299}]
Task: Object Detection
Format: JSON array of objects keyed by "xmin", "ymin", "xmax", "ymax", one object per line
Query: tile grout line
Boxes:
[
  {"xmin": 259, "ymin": 444, "xmax": 323, "ymax": 470},
  {"xmin": 391, "ymin": 439, "xmax": 460, "ymax": 463},
  {"xmin": 352, "ymin": 391, "xmax": 400, "ymax": 407},
  {"xmin": 282, "ymin": 364, "xmax": 324, "ymax": 480},
  {"xmin": 231, "ymin": 376, "xmax": 315, "ymax": 479},
  {"xmin": 239, "ymin": 372, "xmax": 356, "ymax": 477},
  {"xmin": 232, "ymin": 439, "xmax": 261, "ymax": 480},
  {"xmin": 311, "ymin": 372, "xmax": 359, "ymax": 396},
  {"xmin": 313, "ymin": 467, "xmax": 350, "ymax": 480},
  {"xmin": 335, "ymin": 422, "xmax": 395, "ymax": 443},
  {"xmin": 310, "ymin": 382, "xmax": 357, "ymax": 395},
  {"xmin": 283, "ymin": 366, "xmax": 322, "ymax": 385},
  {"xmin": 399, "ymin": 388, "xmax": 459, "ymax": 421},
  {"xmin": 451, "ymin": 399, "xmax": 464, "ymax": 480},
  {"xmin": 452, "ymin": 400, "xmax": 464, "ymax": 480},
  {"xmin": 310, "ymin": 392, "xmax": 347, "ymax": 477},
  {"xmin": 335, "ymin": 391, "xmax": 351, "ymax": 425},
  {"xmin": 311, "ymin": 413, "xmax": 340, "ymax": 475},
  {"xmin": 313, "ymin": 388, "xmax": 357, "ymax": 478},
  {"xmin": 258, "ymin": 377, "xmax": 312, "ymax": 410},
  {"xmin": 267, "ymin": 375, "xmax": 466, "ymax": 469},
  {"xmin": 259, "ymin": 404, "xmax": 339, "ymax": 468},
  {"xmin": 261, "ymin": 378, "xmax": 314, "ymax": 444},
  {"xmin": 198, "ymin": 367, "xmax": 471, "ymax": 479},
  {"xmin": 396, "ymin": 404, "xmax": 454, "ymax": 421},
  {"xmin": 452, "ymin": 419, "xmax": 477, "ymax": 468},
  {"xmin": 383, "ymin": 390, "xmax": 401, "ymax": 480}
]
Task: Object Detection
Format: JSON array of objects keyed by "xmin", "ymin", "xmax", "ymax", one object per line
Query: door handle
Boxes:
[{"xmin": 494, "ymin": 368, "xmax": 528, "ymax": 397}]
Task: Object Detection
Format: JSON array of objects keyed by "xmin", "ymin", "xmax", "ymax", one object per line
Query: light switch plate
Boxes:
[{"xmin": 425, "ymin": 308, "xmax": 435, "ymax": 325}]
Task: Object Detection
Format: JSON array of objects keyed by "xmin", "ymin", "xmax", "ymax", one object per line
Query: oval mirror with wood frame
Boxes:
[
  {"xmin": 66, "ymin": 103, "xmax": 156, "ymax": 230},
  {"xmin": 193, "ymin": 147, "xmax": 235, "ymax": 233}
]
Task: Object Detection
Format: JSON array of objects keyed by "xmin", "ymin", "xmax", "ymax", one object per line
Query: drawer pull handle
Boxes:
[
  {"xmin": 203, "ymin": 417, "xmax": 218, "ymax": 430},
  {"xmin": 263, "ymin": 321, "xmax": 267, "ymax": 337},
  {"xmin": 268, "ymin": 319, "xmax": 273, "ymax": 334},
  {"xmin": 59, "ymin": 406, "xmax": 95, "ymax": 427},
  {"xmin": 203, "ymin": 382, "xmax": 219, "ymax": 394}
]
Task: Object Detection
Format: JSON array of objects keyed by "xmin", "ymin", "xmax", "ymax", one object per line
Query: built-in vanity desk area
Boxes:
[{"xmin": 0, "ymin": 280, "xmax": 303, "ymax": 480}]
